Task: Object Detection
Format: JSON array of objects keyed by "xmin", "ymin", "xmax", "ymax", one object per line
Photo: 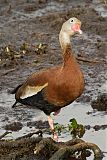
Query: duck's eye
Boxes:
[{"xmin": 70, "ymin": 19, "xmax": 74, "ymax": 23}]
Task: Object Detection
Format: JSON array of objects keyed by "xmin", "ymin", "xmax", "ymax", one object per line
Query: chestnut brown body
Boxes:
[{"xmin": 14, "ymin": 45, "xmax": 84, "ymax": 115}]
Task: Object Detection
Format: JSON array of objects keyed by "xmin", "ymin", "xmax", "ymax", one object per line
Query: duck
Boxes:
[{"xmin": 10, "ymin": 17, "xmax": 84, "ymax": 141}]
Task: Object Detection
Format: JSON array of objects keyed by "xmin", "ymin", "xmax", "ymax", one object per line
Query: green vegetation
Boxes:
[{"xmin": 54, "ymin": 118, "xmax": 85, "ymax": 138}]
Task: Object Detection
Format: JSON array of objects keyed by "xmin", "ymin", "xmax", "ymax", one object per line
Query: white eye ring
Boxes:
[{"xmin": 70, "ymin": 19, "xmax": 74, "ymax": 23}]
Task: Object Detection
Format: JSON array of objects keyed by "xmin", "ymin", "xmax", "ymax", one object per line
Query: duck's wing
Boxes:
[
  {"xmin": 15, "ymin": 71, "xmax": 49, "ymax": 100},
  {"xmin": 19, "ymin": 82, "xmax": 48, "ymax": 99}
]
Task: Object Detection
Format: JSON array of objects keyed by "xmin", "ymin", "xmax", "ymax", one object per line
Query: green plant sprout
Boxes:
[{"xmin": 54, "ymin": 118, "xmax": 85, "ymax": 138}]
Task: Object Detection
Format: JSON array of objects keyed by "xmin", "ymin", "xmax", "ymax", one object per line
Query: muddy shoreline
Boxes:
[{"xmin": 0, "ymin": 0, "xmax": 107, "ymax": 159}]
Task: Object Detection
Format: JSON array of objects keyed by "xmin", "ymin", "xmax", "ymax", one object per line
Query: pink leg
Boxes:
[
  {"xmin": 47, "ymin": 116, "xmax": 58, "ymax": 141},
  {"xmin": 48, "ymin": 116, "xmax": 54, "ymax": 130}
]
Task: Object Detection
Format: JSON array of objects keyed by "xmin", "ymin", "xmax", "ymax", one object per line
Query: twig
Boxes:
[
  {"xmin": 76, "ymin": 56, "xmax": 100, "ymax": 63},
  {"xmin": 2, "ymin": 68, "xmax": 16, "ymax": 76},
  {"xmin": 0, "ymin": 131, "xmax": 12, "ymax": 139},
  {"xmin": 65, "ymin": 138, "xmax": 85, "ymax": 146},
  {"xmin": 16, "ymin": 130, "xmax": 43, "ymax": 140}
]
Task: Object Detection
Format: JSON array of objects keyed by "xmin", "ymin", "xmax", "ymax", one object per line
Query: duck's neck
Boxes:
[{"xmin": 59, "ymin": 30, "xmax": 75, "ymax": 66}]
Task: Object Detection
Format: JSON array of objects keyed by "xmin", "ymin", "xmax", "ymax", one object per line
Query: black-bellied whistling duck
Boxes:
[{"xmin": 11, "ymin": 17, "xmax": 84, "ymax": 141}]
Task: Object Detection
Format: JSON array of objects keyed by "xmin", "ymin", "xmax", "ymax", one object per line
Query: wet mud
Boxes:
[
  {"xmin": 0, "ymin": 0, "xmax": 107, "ymax": 159},
  {"xmin": 91, "ymin": 93, "xmax": 107, "ymax": 111}
]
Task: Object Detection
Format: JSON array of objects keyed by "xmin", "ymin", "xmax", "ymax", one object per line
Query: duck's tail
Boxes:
[{"xmin": 8, "ymin": 84, "xmax": 23, "ymax": 108}]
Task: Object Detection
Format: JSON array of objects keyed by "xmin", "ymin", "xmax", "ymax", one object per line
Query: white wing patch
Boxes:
[{"xmin": 20, "ymin": 83, "xmax": 48, "ymax": 99}]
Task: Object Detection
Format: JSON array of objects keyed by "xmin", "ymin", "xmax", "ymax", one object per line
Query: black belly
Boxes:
[{"xmin": 17, "ymin": 90, "xmax": 59, "ymax": 115}]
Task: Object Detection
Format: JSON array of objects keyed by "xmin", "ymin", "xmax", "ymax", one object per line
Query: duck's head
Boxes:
[{"xmin": 61, "ymin": 17, "xmax": 82, "ymax": 36}]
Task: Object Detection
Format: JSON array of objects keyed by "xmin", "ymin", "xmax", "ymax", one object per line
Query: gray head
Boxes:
[{"xmin": 61, "ymin": 17, "xmax": 82, "ymax": 36}]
